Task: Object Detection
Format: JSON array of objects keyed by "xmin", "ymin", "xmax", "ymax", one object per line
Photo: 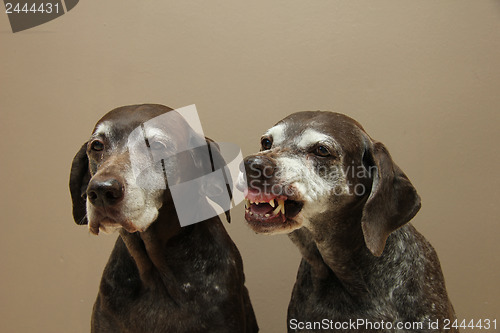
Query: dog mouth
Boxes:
[
  {"xmin": 244, "ymin": 190, "xmax": 304, "ymax": 228},
  {"xmin": 88, "ymin": 206, "xmax": 143, "ymax": 235},
  {"xmin": 89, "ymin": 217, "xmax": 139, "ymax": 235}
]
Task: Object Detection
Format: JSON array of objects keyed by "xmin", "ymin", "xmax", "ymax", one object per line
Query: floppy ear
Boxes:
[
  {"xmin": 69, "ymin": 143, "xmax": 90, "ymax": 225},
  {"xmin": 185, "ymin": 133, "xmax": 232, "ymax": 223},
  {"xmin": 205, "ymin": 138, "xmax": 233, "ymax": 223},
  {"xmin": 361, "ymin": 142, "xmax": 421, "ymax": 256}
]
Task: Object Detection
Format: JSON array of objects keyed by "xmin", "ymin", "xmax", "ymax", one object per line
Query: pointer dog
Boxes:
[
  {"xmin": 243, "ymin": 111, "xmax": 457, "ymax": 332},
  {"xmin": 70, "ymin": 104, "xmax": 258, "ymax": 333}
]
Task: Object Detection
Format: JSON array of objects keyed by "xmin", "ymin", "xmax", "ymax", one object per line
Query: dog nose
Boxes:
[
  {"xmin": 243, "ymin": 155, "xmax": 277, "ymax": 184},
  {"xmin": 87, "ymin": 178, "xmax": 124, "ymax": 207}
]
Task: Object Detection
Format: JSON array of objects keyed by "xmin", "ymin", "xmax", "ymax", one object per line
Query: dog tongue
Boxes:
[{"xmin": 250, "ymin": 203, "xmax": 274, "ymax": 215}]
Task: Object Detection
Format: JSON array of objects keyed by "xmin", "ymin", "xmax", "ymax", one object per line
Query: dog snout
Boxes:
[
  {"xmin": 243, "ymin": 155, "xmax": 277, "ymax": 186},
  {"xmin": 87, "ymin": 177, "xmax": 125, "ymax": 207}
]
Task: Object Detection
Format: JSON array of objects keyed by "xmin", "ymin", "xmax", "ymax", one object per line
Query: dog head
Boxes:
[
  {"xmin": 243, "ymin": 111, "xmax": 421, "ymax": 256},
  {"xmin": 69, "ymin": 104, "xmax": 230, "ymax": 235}
]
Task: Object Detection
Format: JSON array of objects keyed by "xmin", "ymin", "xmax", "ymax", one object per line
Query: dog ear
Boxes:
[
  {"xmin": 204, "ymin": 138, "xmax": 233, "ymax": 223},
  {"xmin": 185, "ymin": 133, "xmax": 232, "ymax": 223},
  {"xmin": 69, "ymin": 143, "xmax": 90, "ymax": 225},
  {"xmin": 361, "ymin": 142, "xmax": 421, "ymax": 256}
]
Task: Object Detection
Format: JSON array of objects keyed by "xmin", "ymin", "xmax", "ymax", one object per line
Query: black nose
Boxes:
[
  {"xmin": 87, "ymin": 178, "xmax": 124, "ymax": 207},
  {"xmin": 243, "ymin": 155, "xmax": 277, "ymax": 186}
]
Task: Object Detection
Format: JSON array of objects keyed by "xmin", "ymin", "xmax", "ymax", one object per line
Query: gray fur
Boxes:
[{"xmin": 243, "ymin": 111, "xmax": 457, "ymax": 333}]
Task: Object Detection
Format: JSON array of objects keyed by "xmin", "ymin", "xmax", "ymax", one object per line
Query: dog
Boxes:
[
  {"xmin": 242, "ymin": 111, "xmax": 457, "ymax": 332},
  {"xmin": 70, "ymin": 104, "xmax": 258, "ymax": 333}
]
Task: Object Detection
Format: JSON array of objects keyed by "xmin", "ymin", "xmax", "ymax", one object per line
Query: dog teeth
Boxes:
[
  {"xmin": 278, "ymin": 199, "xmax": 285, "ymax": 215},
  {"xmin": 269, "ymin": 198, "xmax": 286, "ymax": 216},
  {"xmin": 245, "ymin": 197, "xmax": 286, "ymax": 218}
]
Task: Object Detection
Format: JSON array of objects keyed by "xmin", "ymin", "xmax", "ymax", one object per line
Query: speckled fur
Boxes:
[
  {"xmin": 245, "ymin": 111, "xmax": 457, "ymax": 333},
  {"xmin": 70, "ymin": 104, "xmax": 258, "ymax": 333},
  {"xmin": 288, "ymin": 224, "xmax": 457, "ymax": 333}
]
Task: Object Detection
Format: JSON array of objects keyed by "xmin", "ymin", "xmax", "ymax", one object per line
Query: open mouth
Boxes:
[{"xmin": 244, "ymin": 190, "xmax": 304, "ymax": 226}]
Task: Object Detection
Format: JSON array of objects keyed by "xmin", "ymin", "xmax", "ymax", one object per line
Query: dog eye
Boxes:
[
  {"xmin": 90, "ymin": 140, "xmax": 104, "ymax": 151},
  {"xmin": 261, "ymin": 138, "xmax": 272, "ymax": 150},
  {"xmin": 149, "ymin": 141, "xmax": 166, "ymax": 150},
  {"xmin": 314, "ymin": 145, "xmax": 330, "ymax": 157}
]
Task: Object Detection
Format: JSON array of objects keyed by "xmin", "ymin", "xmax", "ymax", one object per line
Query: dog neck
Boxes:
[
  {"xmin": 147, "ymin": 203, "xmax": 183, "ymax": 245},
  {"xmin": 118, "ymin": 203, "xmax": 185, "ymax": 302},
  {"xmin": 289, "ymin": 211, "xmax": 370, "ymax": 297}
]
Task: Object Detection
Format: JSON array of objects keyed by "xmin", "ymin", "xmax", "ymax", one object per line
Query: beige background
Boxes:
[{"xmin": 1, "ymin": 1, "xmax": 499, "ymax": 332}]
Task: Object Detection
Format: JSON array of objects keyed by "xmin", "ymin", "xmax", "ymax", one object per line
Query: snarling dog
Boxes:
[
  {"xmin": 242, "ymin": 111, "xmax": 457, "ymax": 332},
  {"xmin": 70, "ymin": 104, "xmax": 258, "ymax": 333}
]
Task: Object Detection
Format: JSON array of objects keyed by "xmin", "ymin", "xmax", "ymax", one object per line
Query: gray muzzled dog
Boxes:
[
  {"xmin": 242, "ymin": 111, "xmax": 457, "ymax": 333},
  {"xmin": 70, "ymin": 104, "xmax": 258, "ymax": 333}
]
